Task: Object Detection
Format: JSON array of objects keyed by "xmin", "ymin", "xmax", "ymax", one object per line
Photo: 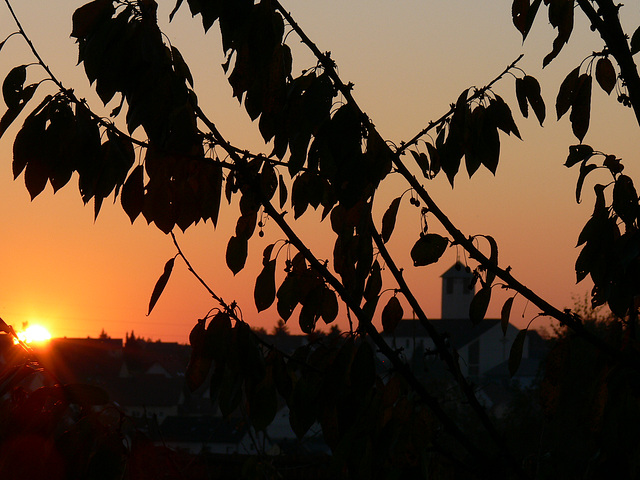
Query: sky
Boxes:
[{"xmin": 0, "ymin": 1, "xmax": 639, "ymax": 342}]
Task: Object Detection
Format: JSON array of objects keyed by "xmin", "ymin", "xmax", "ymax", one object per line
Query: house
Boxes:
[{"xmin": 383, "ymin": 262, "xmax": 543, "ymax": 384}]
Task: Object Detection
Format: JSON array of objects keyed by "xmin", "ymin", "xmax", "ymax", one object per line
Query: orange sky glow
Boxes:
[{"xmin": 1, "ymin": 1, "xmax": 639, "ymax": 342}]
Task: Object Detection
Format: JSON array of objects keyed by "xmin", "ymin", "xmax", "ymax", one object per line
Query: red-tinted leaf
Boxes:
[
  {"xmin": 381, "ymin": 197, "xmax": 401, "ymax": 243},
  {"xmin": 469, "ymin": 287, "xmax": 491, "ymax": 325},
  {"xmin": 570, "ymin": 74, "xmax": 592, "ymax": 142},
  {"xmin": 381, "ymin": 296, "xmax": 403, "ymax": 333},
  {"xmin": 595, "ymin": 57, "xmax": 616, "ymax": 95},
  {"xmin": 121, "ymin": 165, "xmax": 144, "ymax": 223},
  {"xmin": 71, "ymin": 0, "xmax": 114, "ymax": 38},
  {"xmin": 255, "ymin": 259, "xmax": 277, "ymax": 312},
  {"xmin": 410, "ymin": 234, "xmax": 449, "ymax": 267},
  {"xmin": 226, "ymin": 235, "xmax": 248, "ymax": 275},
  {"xmin": 501, "ymin": 296, "xmax": 515, "ymax": 336},
  {"xmin": 509, "ymin": 329, "xmax": 527, "ymax": 376},
  {"xmin": 148, "ymin": 257, "xmax": 175, "ymax": 315}
]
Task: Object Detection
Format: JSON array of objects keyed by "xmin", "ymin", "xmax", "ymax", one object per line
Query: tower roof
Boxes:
[{"xmin": 441, "ymin": 261, "xmax": 473, "ymax": 278}]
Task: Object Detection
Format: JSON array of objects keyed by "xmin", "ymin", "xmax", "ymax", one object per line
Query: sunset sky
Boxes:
[{"xmin": 1, "ymin": 1, "xmax": 639, "ymax": 342}]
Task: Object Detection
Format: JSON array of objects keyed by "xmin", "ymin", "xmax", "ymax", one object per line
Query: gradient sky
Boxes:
[{"xmin": 0, "ymin": 1, "xmax": 638, "ymax": 342}]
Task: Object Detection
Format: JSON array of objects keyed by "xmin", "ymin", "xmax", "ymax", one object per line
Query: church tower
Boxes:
[{"xmin": 441, "ymin": 262, "xmax": 475, "ymax": 319}]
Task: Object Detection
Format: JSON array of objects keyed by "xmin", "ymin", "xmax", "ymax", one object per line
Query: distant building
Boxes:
[
  {"xmin": 383, "ymin": 262, "xmax": 546, "ymax": 385},
  {"xmin": 441, "ymin": 262, "xmax": 475, "ymax": 319}
]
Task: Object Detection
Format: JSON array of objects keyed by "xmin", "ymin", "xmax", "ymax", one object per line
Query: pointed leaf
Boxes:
[
  {"xmin": 595, "ymin": 57, "xmax": 616, "ymax": 95},
  {"xmin": 381, "ymin": 197, "xmax": 401, "ymax": 243},
  {"xmin": 71, "ymin": 0, "xmax": 114, "ymax": 38},
  {"xmin": 278, "ymin": 174, "xmax": 287, "ymax": 209},
  {"xmin": 469, "ymin": 286, "xmax": 491, "ymax": 325},
  {"xmin": 381, "ymin": 296, "xmax": 403, "ymax": 333},
  {"xmin": 121, "ymin": 165, "xmax": 144, "ymax": 223},
  {"xmin": 226, "ymin": 235, "xmax": 248, "ymax": 275},
  {"xmin": 364, "ymin": 260, "xmax": 382, "ymax": 302},
  {"xmin": 321, "ymin": 288, "xmax": 339, "ymax": 324},
  {"xmin": 255, "ymin": 260, "xmax": 277, "ymax": 312},
  {"xmin": 570, "ymin": 74, "xmax": 592, "ymax": 142},
  {"xmin": 631, "ymin": 26, "xmax": 640, "ymax": 55},
  {"xmin": 410, "ymin": 234, "xmax": 449, "ymax": 267},
  {"xmin": 2, "ymin": 65, "xmax": 26, "ymax": 110},
  {"xmin": 523, "ymin": 75, "xmax": 545, "ymax": 125},
  {"xmin": 148, "ymin": 257, "xmax": 175, "ymax": 315},
  {"xmin": 515, "ymin": 77, "xmax": 528, "ymax": 118},
  {"xmin": 576, "ymin": 162, "xmax": 598, "ymax": 203},
  {"xmin": 564, "ymin": 144, "xmax": 594, "ymax": 168},
  {"xmin": 556, "ymin": 66, "xmax": 579, "ymax": 120},
  {"xmin": 489, "ymin": 95, "xmax": 521, "ymax": 139},
  {"xmin": 484, "ymin": 235, "xmax": 499, "ymax": 287},
  {"xmin": 501, "ymin": 296, "xmax": 515, "ymax": 336},
  {"xmin": 509, "ymin": 329, "xmax": 527, "ymax": 376},
  {"xmin": 171, "ymin": 46, "xmax": 194, "ymax": 88}
]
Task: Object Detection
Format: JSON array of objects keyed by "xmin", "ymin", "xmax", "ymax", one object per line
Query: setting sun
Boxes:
[{"xmin": 15, "ymin": 324, "xmax": 52, "ymax": 344}]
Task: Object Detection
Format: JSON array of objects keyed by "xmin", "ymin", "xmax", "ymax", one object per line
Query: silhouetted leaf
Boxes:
[
  {"xmin": 595, "ymin": 57, "xmax": 616, "ymax": 95},
  {"xmin": 148, "ymin": 257, "xmax": 175, "ymax": 315},
  {"xmin": 509, "ymin": 329, "xmax": 527, "ymax": 376},
  {"xmin": 613, "ymin": 175, "xmax": 638, "ymax": 227},
  {"xmin": 565, "ymin": 144, "xmax": 594, "ymax": 168},
  {"xmin": 121, "ymin": 165, "xmax": 144, "ymax": 223},
  {"xmin": 71, "ymin": 0, "xmax": 114, "ymax": 38},
  {"xmin": 512, "ymin": 0, "xmax": 541, "ymax": 40},
  {"xmin": 364, "ymin": 260, "xmax": 382, "ymax": 302},
  {"xmin": 501, "ymin": 296, "xmax": 515, "ymax": 336},
  {"xmin": 631, "ymin": 26, "xmax": 640, "ymax": 55},
  {"xmin": 255, "ymin": 260, "xmax": 277, "ymax": 312},
  {"xmin": 381, "ymin": 296, "xmax": 403, "ymax": 333},
  {"xmin": 489, "ymin": 95, "xmax": 521, "ymax": 140},
  {"xmin": 570, "ymin": 74, "xmax": 592, "ymax": 142},
  {"xmin": 542, "ymin": 0, "xmax": 574, "ymax": 67},
  {"xmin": 278, "ymin": 174, "xmax": 287, "ymax": 209},
  {"xmin": 556, "ymin": 66, "xmax": 579, "ymax": 120},
  {"xmin": 523, "ymin": 75, "xmax": 545, "ymax": 125},
  {"xmin": 277, "ymin": 275, "xmax": 299, "ymax": 321},
  {"xmin": 576, "ymin": 162, "xmax": 598, "ymax": 203},
  {"xmin": 381, "ymin": 197, "xmax": 401, "ymax": 243},
  {"xmin": 2, "ymin": 65, "xmax": 27, "ymax": 111},
  {"xmin": 321, "ymin": 288, "xmax": 339, "ymax": 324},
  {"xmin": 226, "ymin": 235, "xmax": 248, "ymax": 275},
  {"xmin": 515, "ymin": 77, "xmax": 528, "ymax": 118},
  {"xmin": 469, "ymin": 286, "xmax": 491, "ymax": 325},
  {"xmin": 485, "ymin": 235, "xmax": 499, "ymax": 286},
  {"xmin": 410, "ymin": 234, "xmax": 449, "ymax": 266},
  {"xmin": 171, "ymin": 46, "xmax": 194, "ymax": 88}
]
